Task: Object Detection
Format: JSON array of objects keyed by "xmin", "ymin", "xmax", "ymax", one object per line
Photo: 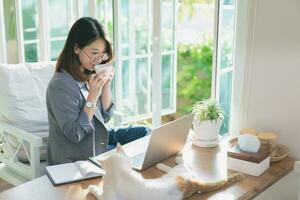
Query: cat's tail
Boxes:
[{"xmin": 176, "ymin": 173, "xmax": 244, "ymax": 198}]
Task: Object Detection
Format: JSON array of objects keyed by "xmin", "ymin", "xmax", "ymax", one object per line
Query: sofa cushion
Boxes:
[{"xmin": 0, "ymin": 62, "xmax": 55, "ymax": 136}]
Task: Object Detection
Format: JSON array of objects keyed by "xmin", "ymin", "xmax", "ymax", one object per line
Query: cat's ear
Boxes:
[
  {"xmin": 116, "ymin": 143, "xmax": 125, "ymax": 154},
  {"xmin": 116, "ymin": 143, "xmax": 122, "ymax": 151}
]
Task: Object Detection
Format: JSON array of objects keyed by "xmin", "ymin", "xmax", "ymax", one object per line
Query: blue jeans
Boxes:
[{"xmin": 107, "ymin": 125, "xmax": 150, "ymax": 151}]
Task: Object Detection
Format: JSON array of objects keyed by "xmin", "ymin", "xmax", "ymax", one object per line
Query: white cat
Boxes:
[{"xmin": 89, "ymin": 143, "xmax": 244, "ymax": 200}]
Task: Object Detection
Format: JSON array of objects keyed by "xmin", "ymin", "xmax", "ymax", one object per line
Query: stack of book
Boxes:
[{"xmin": 227, "ymin": 144, "xmax": 270, "ymax": 176}]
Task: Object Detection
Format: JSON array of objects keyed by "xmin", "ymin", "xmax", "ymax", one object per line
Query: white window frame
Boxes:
[
  {"xmin": 75, "ymin": 0, "xmax": 83, "ymax": 19},
  {"xmin": 152, "ymin": 0, "xmax": 163, "ymax": 127},
  {"xmin": 161, "ymin": 0, "xmax": 178, "ymax": 121},
  {"xmin": 14, "ymin": 0, "xmax": 47, "ymax": 62},
  {"xmin": 114, "ymin": 0, "xmax": 149, "ymax": 125},
  {"xmin": 112, "ymin": 0, "xmax": 177, "ymax": 127},
  {"xmin": 212, "ymin": 0, "xmax": 237, "ymax": 135},
  {"xmin": 88, "ymin": 0, "xmax": 97, "ymax": 18},
  {"xmin": 37, "ymin": 0, "xmax": 50, "ymax": 61},
  {"xmin": 96, "ymin": 0, "xmax": 108, "ymax": 31},
  {"xmin": 0, "ymin": 0, "xmax": 7, "ymax": 63},
  {"xmin": 215, "ymin": 3, "xmax": 235, "ymax": 101},
  {"xmin": 14, "ymin": 0, "xmax": 25, "ymax": 63},
  {"xmin": 48, "ymin": 0, "xmax": 73, "ymax": 61},
  {"xmin": 15, "ymin": 0, "xmax": 76, "ymax": 63},
  {"xmin": 230, "ymin": 0, "xmax": 255, "ymax": 138},
  {"xmin": 112, "ymin": 0, "xmax": 123, "ymax": 125},
  {"xmin": 212, "ymin": 0, "xmax": 219, "ymax": 100}
]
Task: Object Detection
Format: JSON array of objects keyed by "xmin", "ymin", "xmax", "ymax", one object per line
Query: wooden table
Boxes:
[{"xmin": 0, "ymin": 136, "xmax": 294, "ymax": 200}]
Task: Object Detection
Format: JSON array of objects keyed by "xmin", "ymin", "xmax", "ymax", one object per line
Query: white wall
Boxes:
[
  {"xmin": 231, "ymin": 1, "xmax": 300, "ymax": 199},
  {"xmin": 236, "ymin": 0, "xmax": 300, "ymax": 160}
]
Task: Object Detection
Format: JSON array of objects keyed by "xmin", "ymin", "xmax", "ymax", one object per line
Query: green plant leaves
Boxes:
[
  {"xmin": 192, "ymin": 99, "xmax": 224, "ymax": 121},
  {"xmin": 177, "ymin": 42, "xmax": 213, "ymax": 113}
]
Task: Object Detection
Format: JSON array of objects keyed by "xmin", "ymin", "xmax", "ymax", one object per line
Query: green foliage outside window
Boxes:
[
  {"xmin": 176, "ymin": 41, "xmax": 233, "ymax": 134},
  {"xmin": 176, "ymin": 41, "xmax": 213, "ymax": 114}
]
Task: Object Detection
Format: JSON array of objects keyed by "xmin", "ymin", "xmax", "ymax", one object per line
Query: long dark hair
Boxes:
[{"xmin": 56, "ymin": 17, "xmax": 113, "ymax": 81}]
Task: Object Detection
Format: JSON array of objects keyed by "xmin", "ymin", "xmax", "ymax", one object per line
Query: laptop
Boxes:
[
  {"xmin": 130, "ymin": 113, "xmax": 194, "ymax": 171},
  {"xmin": 89, "ymin": 113, "xmax": 194, "ymax": 171}
]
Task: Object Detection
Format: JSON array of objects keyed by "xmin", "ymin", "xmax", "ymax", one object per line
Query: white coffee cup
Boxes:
[{"xmin": 95, "ymin": 63, "xmax": 113, "ymax": 77}]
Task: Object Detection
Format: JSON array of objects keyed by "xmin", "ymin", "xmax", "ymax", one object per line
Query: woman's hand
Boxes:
[
  {"xmin": 87, "ymin": 73, "xmax": 108, "ymax": 102},
  {"xmin": 101, "ymin": 67, "xmax": 114, "ymax": 111},
  {"xmin": 103, "ymin": 67, "xmax": 115, "ymax": 89}
]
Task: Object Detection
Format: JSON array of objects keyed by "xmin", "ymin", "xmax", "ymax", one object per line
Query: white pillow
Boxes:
[{"xmin": 0, "ymin": 62, "xmax": 55, "ymax": 136}]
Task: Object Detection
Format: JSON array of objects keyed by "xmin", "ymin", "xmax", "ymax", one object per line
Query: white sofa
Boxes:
[{"xmin": 0, "ymin": 62, "xmax": 55, "ymax": 185}]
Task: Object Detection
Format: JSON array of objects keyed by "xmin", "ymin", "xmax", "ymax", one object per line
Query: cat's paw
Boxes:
[
  {"xmin": 175, "ymin": 155, "xmax": 184, "ymax": 164},
  {"xmin": 89, "ymin": 185, "xmax": 101, "ymax": 199},
  {"xmin": 156, "ymin": 163, "xmax": 172, "ymax": 172}
]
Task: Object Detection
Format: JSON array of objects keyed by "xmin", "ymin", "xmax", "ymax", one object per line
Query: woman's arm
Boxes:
[
  {"xmin": 101, "ymin": 81, "xmax": 113, "ymax": 111},
  {"xmin": 47, "ymin": 85, "xmax": 95, "ymax": 143},
  {"xmin": 85, "ymin": 73, "xmax": 109, "ymax": 120}
]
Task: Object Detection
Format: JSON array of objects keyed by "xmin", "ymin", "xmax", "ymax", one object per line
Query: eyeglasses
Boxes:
[{"xmin": 82, "ymin": 50, "xmax": 109, "ymax": 65}]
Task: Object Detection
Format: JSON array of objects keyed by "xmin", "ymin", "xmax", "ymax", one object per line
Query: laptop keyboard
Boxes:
[{"xmin": 130, "ymin": 152, "xmax": 146, "ymax": 167}]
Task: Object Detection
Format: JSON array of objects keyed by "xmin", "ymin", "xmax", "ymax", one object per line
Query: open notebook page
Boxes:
[{"xmin": 46, "ymin": 160, "xmax": 105, "ymax": 186}]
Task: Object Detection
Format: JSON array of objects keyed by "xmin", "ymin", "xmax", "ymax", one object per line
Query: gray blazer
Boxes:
[{"xmin": 46, "ymin": 69, "xmax": 113, "ymax": 165}]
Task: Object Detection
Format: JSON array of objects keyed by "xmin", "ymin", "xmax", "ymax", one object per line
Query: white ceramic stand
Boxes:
[{"xmin": 191, "ymin": 134, "xmax": 221, "ymax": 147}]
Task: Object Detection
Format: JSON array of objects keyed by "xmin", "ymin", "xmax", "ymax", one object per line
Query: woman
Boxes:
[{"xmin": 46, "ymin": 17, "xmax": 150, "ymax": 165}]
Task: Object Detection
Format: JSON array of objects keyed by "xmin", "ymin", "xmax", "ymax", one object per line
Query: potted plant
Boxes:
[{"xmin": 191, "ymin": 99, "xmax": 224, "ymax": 147}]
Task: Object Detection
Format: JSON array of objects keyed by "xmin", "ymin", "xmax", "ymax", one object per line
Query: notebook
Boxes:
[
  {"xmin": 46, "ymin": 160, "xmax": 105, "ymax": 186},
  {"xmin": 88, "ymin": 157, "xmax": 103, "ymax": 168}
]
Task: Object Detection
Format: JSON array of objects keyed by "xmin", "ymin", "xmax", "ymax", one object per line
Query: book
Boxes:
[
  {"xmin": 227, "ymin": 144, "xmax": 270, "ymax": 163},
  {"xmin": 227, "ymin": 144, "xmax": 270, "ymax": 176},
  {"xmin": 227, "ymin": 155, "xmax": 270, "ymax": 176},
  {"xmin": 88, "ymin": 157, "xmax": 103, "ymax": 169},
  {"xmin": 46, "ymin": 160, "xmax": 105, "ymax": 186}
]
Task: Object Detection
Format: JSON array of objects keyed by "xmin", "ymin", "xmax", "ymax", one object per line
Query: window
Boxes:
[
  {"xmin": 176, "ymin": 0, "xmax": 237, "ymax": 136},
  {"xmin": 116, "ymin": 0, "xmax": 153, "ymax": 122},
  {"xmin": 5, "ymin": 0, "xmax": 70, "ymax": 62},
  {"xmin": 162, "ymin": 0, "xmax": 176, "ymax": 112},
  {"xmin": 0, "ymin": 0, "xmax": 237, "ymax": 131},
  {"xmin": 21, "ymin": 0, "xmax": 39, "ymax": 62},
  {"xmin": 112, "ymin": 0, "xmax": 176, "ymax": 124},
  {"xmin": 176, "ymin": 0, "xmax": 216, "ymax": 116},
  {"xmin": 96, "ymin": 0, "xmax": 113, "ymax": 38},
  {"xmin": 1, "ymin": 0, "xmax": 177, "ymax": 126},
  {"xmin": 215, "ymin": 0, "xmax": 236, "ymax": 135},
  {"xmin": 48, "ymin": 0, "xmax": 70, "ymax": 61},
  {"xmin": 2, "ymin": 0, "xmax": 19, "ymax": 63}
]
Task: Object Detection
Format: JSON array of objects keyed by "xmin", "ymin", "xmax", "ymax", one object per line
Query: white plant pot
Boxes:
[{"xmin": 192, "ymin": 118, "xmax": 223, "ymax": 143}]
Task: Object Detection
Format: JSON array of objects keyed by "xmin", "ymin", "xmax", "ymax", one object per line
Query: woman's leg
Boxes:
[{"xmin": 107, "ymin": 125, "xmax": 150, "ymax": 150}]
